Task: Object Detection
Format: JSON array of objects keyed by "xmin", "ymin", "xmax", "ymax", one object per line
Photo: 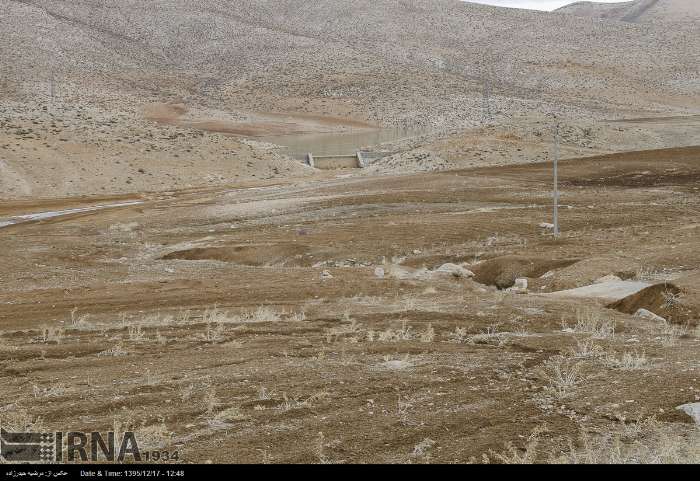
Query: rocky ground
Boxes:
[
  {"xmin": 0, "ymin": 146, "xmax": 698, "ymax": 463},
  {"xmin": 558, "ymin": 0, "xmax": 700, "ymax": 23}
]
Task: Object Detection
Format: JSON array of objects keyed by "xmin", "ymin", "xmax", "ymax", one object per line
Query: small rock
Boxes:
[
  {"xmin": 539, "ymin": 222, "xmax": 554, "ymax": 230},
  {"xmin": 634, "ymin": 308, "xmax": 666, "ymax": 323},
  {"xmin": 379, "ymin": 360, "xmax": 412, "ymax": 370},
  {"xmin": 388, "ymin": 265, "xmax": 432, "ymax": 281},
  {"xmin": 513, "ymin": 278, "xmax": 528, "ymax": 290},
  {"xmin": 435, "ymin": 263, "xmax": 474, "ymax": 278},
  {"xmin": 676, "ymin": 403, "xmax": 700, "ymax": 425},
  {"xmin": 595, "ymin": 274, "xmax": 622, "ymax": 284},
  {"xmin": 320, "ymin": 270, "xmax": 333, "ymax": 280},
  {"xmin": 374, "ymin": 267, "xmax": 385, "ymax": 279}
]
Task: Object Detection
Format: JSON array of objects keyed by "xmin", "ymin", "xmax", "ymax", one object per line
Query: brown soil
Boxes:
[
  {"xmin": 609, "ymin": 283, "xmax": 698, "ymax": 326},
  {"xmin": 471, "ymin": 256, "xmax": 581, "ymax": 289},
  {"xmin": 1, "ymin": 147, "xmax": 699, "ymax": 464},
  {"xmin": 143, "ymin": 102, "xmax": 377, "ymax": 137},
  {"xmin": 161, "ymin": 243, "xmax": 320, "ymax": 267}
]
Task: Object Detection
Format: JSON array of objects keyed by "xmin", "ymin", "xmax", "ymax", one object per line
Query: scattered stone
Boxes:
[
  {"xmin": 320, "ymin": 270, "xmax": 333, "ymax": 280},
  {"xmin": 539, "ymin": 222, "xmax": 555, "ymax": 230},
  {"xmin": 389, "ymin": 265, "xmax": 432, "ymax": 281},
  {"xmin": 507, "ymin": 277, "xmax": 529, "ymax": 293},
  {"xmin": 634, "ymin": 308, "xmax": 667, "ymax": 323},
  {"xmin": 435, "ymin": 263, "xmax": 474, "ymax": 278},
  {"xmin": 676, "ymin": 403, "xmax": 700, "ymax": 425},
  {"xmin": 374, "ymin": 267, "xmax": 385, "ymax": 279},
  {"xmin": 377, "ymin": 359, "xmax": 412, "ymax": 371}
]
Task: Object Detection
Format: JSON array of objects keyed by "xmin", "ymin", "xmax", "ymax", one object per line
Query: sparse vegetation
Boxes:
[
  {"xmin": 603, "ymin": 350, "xmax": 649, "ymax": 370},
  {"xmin": 662, "ymin": 290, "xmax": 682, "ymax": 310},
  {"xmin": 447, "ymin": 326, "xmax": 470, "ymax": 343},
  {"xmin": 0, "ymin": 407, "xmax": 45, "ymax": 433},
  {"xmin": 659, "ymin": 320, "xmax": 688, "ymax": 347},
  {"xmin": 420, "ymin": 324, "xmax": 435, "ymax": 343},
  {"xmin": 469, "ymin": 325, "xmax": 508, "ymax": 346},
  {"xmin": 70, "ymin": 307, "xmax": 92, "ymax": 329},
  {"xmin": 128, "ymin": 324, "xmax": 146, "ymax": 341},
  {"xmin": 552, "ymin": 422, "xmax": 700, "ymax": 464},
  {"xmin": 564, "ymin": 308, "xmax": 616, "ymax": 339},
  {"xmin": 201, "ymin": 322, "xmax": 225, "ymax": 343},
  {"xmin": 41, "ymin": 326, "xmax": 65, "ymax": 344},
  {"xmin": 568, "ymin": 339, "xmax": 604, "ymax": 359},
  {"xmin": 485, "ymin": 420, "xmax": 700, "ymax": 464},
  {"xmin": 539, "ymin": 357, "xmax": 583, "ymax": 400},
  {"xmin": 97, "ymin": 344, "xmax": 129, "ymax": 357}
]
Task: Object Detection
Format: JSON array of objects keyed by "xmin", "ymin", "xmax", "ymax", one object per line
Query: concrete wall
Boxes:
[{"xmin": 313, "ymin": 155, "xmax": 360, "ymax": 170}]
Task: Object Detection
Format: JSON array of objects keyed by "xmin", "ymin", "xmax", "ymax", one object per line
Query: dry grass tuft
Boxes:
[
  {"xmin": 420, "ymin": 324, "xmax": 435, "ymax": 343},
  {"xmin": 41, "ymin": 326, "xmax": 65, "ymax": 344},
  {"xmin": 201, "ymin": 322, "xmax": 225, "ymax": 343},
  {"xmin": 603, "ymin": 350, "xmax": 648, "ymax": 370},
  {"xmin": 70, "ymin": 307, "xmax": 93, "ymax": 330},
  {"xmin": 128, "ymin": 324, "xmax": 146, "ymax": 341},
  {"xmin": 0, "ymin": 406, "xmax": 45, "ymax": 433},
  {"xmin": 447, "ymin": 326, "xmax": 470, "ymax": 343},
  {"xmin": 97, "ymin": 344, "xmax": 129, "ymax": 357},
  {"xmin": 659, "ymin": 320, "xmax": 687, "ymax": 347},
  {"xmin": 551, "ymin": 421, "xmax": 700, "ymax": 464},
  {"xmin": 567, "ymin": 338, "xmax": 604, "ymax": 359},
  {"xmin": 539, "ymin": 357, "xmax": 583, "ymax": 400},
  {"xmin": 564, "ymin": 308, "xmax": 616, "ymax": 339},
  {"xmin": 32, "ymin": 384, "xmax": 67, "ymax": 399}
]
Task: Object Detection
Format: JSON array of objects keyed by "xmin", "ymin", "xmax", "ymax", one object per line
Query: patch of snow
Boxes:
[
  {"xmin": 545, "ymin": 280, "xmax": 651, "ymax": 302},
  {"xmin": 0, "ymin": 201, "xmax": 143, "ymax": 230}
]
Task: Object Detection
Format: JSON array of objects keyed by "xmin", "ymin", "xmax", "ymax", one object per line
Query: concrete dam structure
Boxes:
[{"xmin": 305, "ymin": 151, "xmax": 390, "ymax": 169}]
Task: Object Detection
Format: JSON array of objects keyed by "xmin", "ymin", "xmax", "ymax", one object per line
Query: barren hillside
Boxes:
[
  {"xmin": 0, "ymin": 0, "xmax": 698, "ymax": 198},
  {"xmin": 558, "ymin": 0, "xmax": 700, "ymax": 23}
]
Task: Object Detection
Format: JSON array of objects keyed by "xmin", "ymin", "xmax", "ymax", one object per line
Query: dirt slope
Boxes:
[
  {"xmin": 558, "ymin": 0, "xmax": 700, "ymax": 23},
  {"xmin": 1, "ymin": 146, "xmax": 699, "ymax": 463}
]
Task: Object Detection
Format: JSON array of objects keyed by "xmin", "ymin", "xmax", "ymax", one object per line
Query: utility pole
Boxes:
[
  {"xmin": 50, "ymin": 69, "xmax": 55, "ymax": 102},
  {"xmin": 482, "ymin": 75, "xmax": 492, "ymax": 125},
  {"xmin": 553, "ymin": 124, "xmax": 560, "ymax": 238}
]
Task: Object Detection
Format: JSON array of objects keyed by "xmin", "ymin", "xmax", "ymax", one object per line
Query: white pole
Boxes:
[
  {"xmin": 553, "ymin": 124, "xmax": 560, "ymax": 237},
  {"xmin": 50, "ymin": 69, "xmax": 55, "ymax": 102}
]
